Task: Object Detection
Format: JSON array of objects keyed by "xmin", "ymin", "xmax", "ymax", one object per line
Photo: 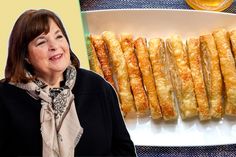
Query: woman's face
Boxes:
[{"xmin": 28, "ymin": 18, "xmax": 70, "ymax": 79}]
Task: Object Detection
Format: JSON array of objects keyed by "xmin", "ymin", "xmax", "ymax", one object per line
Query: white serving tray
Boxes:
[{"xmin": 81, "ymin": 9, "xmax": 236, "ymax": 146}]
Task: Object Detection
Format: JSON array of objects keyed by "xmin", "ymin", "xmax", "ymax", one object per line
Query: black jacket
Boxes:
[{"xmin": 0, "ymin": 68, "xmax": 136, "ymax": 157}]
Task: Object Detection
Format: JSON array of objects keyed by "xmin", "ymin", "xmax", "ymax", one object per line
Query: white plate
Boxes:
[{"xmin": 81, "ymin": 9, "xmax": 236, "ymax": 146}]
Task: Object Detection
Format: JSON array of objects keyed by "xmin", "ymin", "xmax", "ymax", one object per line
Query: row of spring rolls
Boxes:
[{"xmin": 87, "ymin": 28, "xmax": 236, "ymax": 121}]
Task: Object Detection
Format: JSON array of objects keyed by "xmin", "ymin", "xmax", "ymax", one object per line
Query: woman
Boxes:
[{"xmin": 0, "ymin": 9, "xmax": 136, "ymax": 157}]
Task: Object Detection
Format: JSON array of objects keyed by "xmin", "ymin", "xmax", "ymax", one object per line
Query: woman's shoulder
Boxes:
[
  {"xmin": 77, "ymin": 68, "xmax": 103, "ymax": 77},
  {"xmin": 0, "ymin": 81, "xmax": 12, "ymax": 91},
  {"xmin": 0, "ymin": 81, "xmax": 22, "ymax": 94},
  {"xmin": 74, "ymin": 68, "xmax": 114, "ymax": 93},
  {"xmin": 77, "ymin": 68, "xmax": 107, "ymax": 84},
  {"xmin": 0, "ymin": 81, "xmax": 25, "ymax": 102}
]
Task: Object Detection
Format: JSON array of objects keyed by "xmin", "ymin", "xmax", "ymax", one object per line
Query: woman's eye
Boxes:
[
  {"xmin": 36, "ymin": 41, "xmax": 46, "ymax": 46},
  {"xmin": 56, "ymin": 35, "xmax": 63, "ymax": 39}
]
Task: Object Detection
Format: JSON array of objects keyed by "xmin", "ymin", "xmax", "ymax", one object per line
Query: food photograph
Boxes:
[{"xmin": 80, "ymin": 0, "xmax": 236, "ymax": 156}]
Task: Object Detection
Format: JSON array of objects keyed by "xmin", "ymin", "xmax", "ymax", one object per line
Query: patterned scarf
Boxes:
[{"xmin": 14, "ymin": 65, "xmax": 83, "ymax": 157}]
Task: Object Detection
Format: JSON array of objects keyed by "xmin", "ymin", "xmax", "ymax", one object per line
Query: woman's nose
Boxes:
[{"xmin": 48, "ymin": 39, "xmax": 58, "ymax": 51}]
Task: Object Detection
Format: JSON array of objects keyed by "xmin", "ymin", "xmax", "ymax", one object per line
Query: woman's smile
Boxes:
[{"xmin": 49, "ymin": 53, "xmax": 63, "ymax": 61}]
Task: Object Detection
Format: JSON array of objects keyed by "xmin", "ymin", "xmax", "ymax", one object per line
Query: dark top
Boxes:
[{"xmin": 0, "ymin": 68, "xmax": 136, "ymax": 157}]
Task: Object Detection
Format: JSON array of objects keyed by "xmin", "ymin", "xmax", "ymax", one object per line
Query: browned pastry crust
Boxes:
[
  {"xmin": 200, "ymin": 34, "xmax": 223, "ymax": 118},
  {"xmin": 229, "ymin": 29, "xmax": 236, "ymax": 63},
  {"xmin": 120, "ymin": 33, "xmax": 149, "ymax": 115},
  {"xmin": 186, "ymin": 38, "xmax": 211, "ymax": 121},
  {"xmin": 213, "ymin": 29, "xmax": 236, "ymax": 116},
  {"xmin": 148, "ymin": 38, "xmax": 178, "ymax": 121},
  {"xmin": 90, "ymin": 34, "xmax": 115, "ymax": 88},
  {"xmin": 87, "ymin": 36, "xmax": 104, "ymax": 77},
  {"xmin": 102, "ymin": 31, "xmax": 135, "ymax": 115},
  {"xmin": 166, "ymin": 35, "xmax": 198, "ymax": 120},
  {"xmin": 134, "ymin": 37, "xmax": 162, "ymax": 119}
]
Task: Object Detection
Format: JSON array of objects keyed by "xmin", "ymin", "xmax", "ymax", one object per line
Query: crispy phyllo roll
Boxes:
[
  {"xmin": 86, "ymin": 36, "xmax": 104, "ymax": 77},
  {"xmin": 148, "ymin": 38, "xmax": 178, "ymax": 121},
  {"xmin": 134, "ymin": 37, "xmax": 162, "ymax": 119},
  {"xmin": 166, "ymin": 35, "xmax": 198, "ymax": 120},
  {"xmin": 213, "ymin": 29, "xmax": 236, "ymax": 116},
  {"xmin": 200, "ymin": 34, "xmax": 223, "ymax": 118},
  {"xmin": 102, "ymin": 31, "xmax": 135, "ymax": 115},
  {"xmin": 90, "ymin": 34, "xmax": 115, "ymax": 88},
  {"xmin": 229, "ymin": 29, "xmax": 236, "ymax": 62},
  {"xmin": 186, "ymin": 38, "xmax": 211, "ymax": 121},
  {"xmin": 120, "ymin": 33, "xmax": 149, "ymax": 115}
]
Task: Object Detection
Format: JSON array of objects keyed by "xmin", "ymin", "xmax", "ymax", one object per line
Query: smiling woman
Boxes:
[
  {"xmin": 27, "ymin": 19, "xmax": 71, "ymax": 88},
  {"xmin": 0, "ymin": 9, "xmax": 136, "ymax": 157},
  {"xmin": 5, "ymin": 9, "xmax": 79, "ymax": 85}
]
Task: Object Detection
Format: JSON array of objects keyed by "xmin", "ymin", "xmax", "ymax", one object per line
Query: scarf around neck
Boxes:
[{"xmin": 13, "ymin": 65, "xmax": 83, "ymax": 157}]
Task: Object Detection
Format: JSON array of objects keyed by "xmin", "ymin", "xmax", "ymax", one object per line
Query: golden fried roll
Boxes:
[
  {"xmin": 213, "ymin": 29, "xmax": 236, "ymax": 116},
  {"xmin": 120, "ymin": 33, "xmax": 149, "ymax": 115},
  {"xmin": 148, "ymin": 38, "xmax": 178, "ymax": 121},
  {"xmin": 200, "ymin": 34, "xmax": 223, "ymax": 118},
  {"xmin": 166, "ymin": 35, "xmax": 198, "ymax": 120},
  {"xmin": 186, "ymin": 38, "xmax": 211, "ymax": 121},
  {"xmin": 90, "ymin": 34, "xmax": 115, "ymax": 88},
  {"xmin": 102, "ymin": 31, "xmax": 135, "ymax": 115},
  {"xmin": 86, "ymin": 36, "xmax": 104, "ymax": 77},
  {"xmin": 134, "ymin": 37, "xmax": 162, "ymax": 119},
  {"xmin": 229, "ymin": 29, "xmax": 236, "ymax": 62}
]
